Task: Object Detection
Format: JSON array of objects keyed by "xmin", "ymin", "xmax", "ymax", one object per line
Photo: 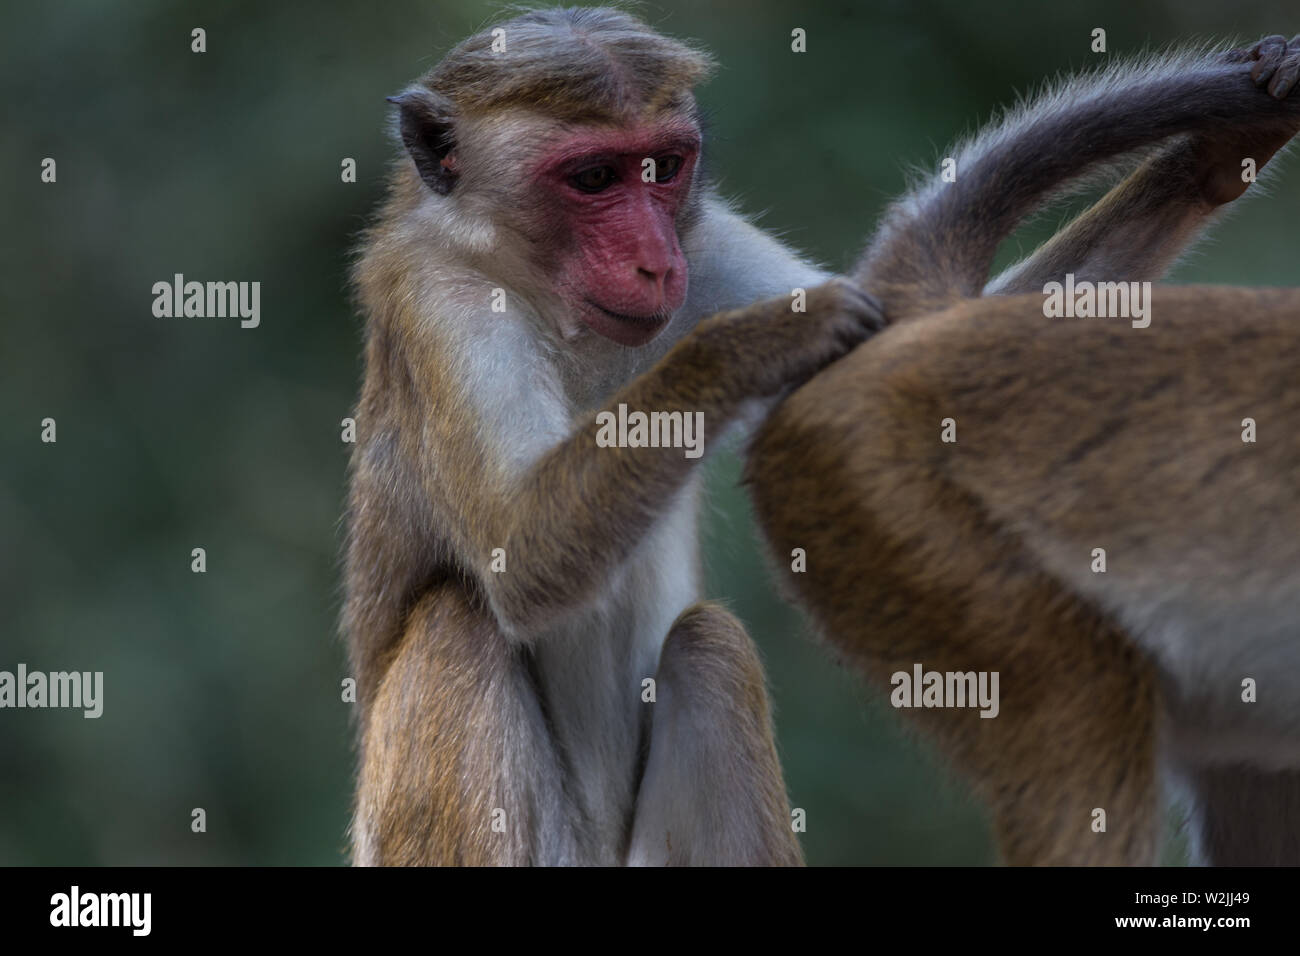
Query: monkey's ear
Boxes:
[{"xmin": 388, "ymin": 87, "xmax": 458, "ymax": 195}]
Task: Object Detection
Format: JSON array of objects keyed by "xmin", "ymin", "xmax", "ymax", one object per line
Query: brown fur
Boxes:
[
  {"xmin": 743, "ymin": 36, "xmax": 1300, "ymax": 864},
  {"xmin": 427, "ymin": 7, "xmax": 714, "ymax": 123},
  {"xmin": 358, "ymin": 585, "xmax": 536, "ymax": 866},
  {"xmin": 748, "ymin": 288, "xmax": 1300, "ymax": 864}
]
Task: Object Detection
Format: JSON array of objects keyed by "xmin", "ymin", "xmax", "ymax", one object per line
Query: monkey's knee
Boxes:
[
  {"xmin": 653, "ymin": 601, "xmax": 778, "ymax": 776},
  {"xmin": 629, "ymin": 602, "xmax": 801, "ymax": 866},
  {"xmin": 665, "ymin": 600, "xmax": 751, "ymax": 649},
  {"xmin": 657, "ymin": 602, "xmax": 769, "ymax": 716}
]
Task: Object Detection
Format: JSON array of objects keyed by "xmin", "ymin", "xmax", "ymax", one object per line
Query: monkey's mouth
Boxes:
[
  {"xmin": 596, "ymin": 304, "xmax": 668, "ymax": 325},
  {"xmin": 584, "ymin": 301, "xmax": 672, "ymax": 347}
]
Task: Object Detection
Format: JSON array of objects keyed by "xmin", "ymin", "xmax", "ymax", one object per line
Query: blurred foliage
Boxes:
[{"xmin": 1, "ymin": 0, "xmax": 1295, "ymax": 865}]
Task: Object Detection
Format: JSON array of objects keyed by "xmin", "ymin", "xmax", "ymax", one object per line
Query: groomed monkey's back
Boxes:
[{"xmin": 746, "ymin": 283, "xmax": 1300, "ymax": 664}]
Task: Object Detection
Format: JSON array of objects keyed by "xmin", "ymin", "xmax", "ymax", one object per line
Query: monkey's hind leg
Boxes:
[
  {"xmin": 747, "ymin": 332, "xmax": 1168, "ymax": 865},
  {"xmin": 626, "ymin": 602, "xmax": 803, "ymax": 866},
  {"xmin": 1182, "ymin": 766, "xmax": 1300, "ymax": 865},
  {"xmin": 353, "ymin": 585, "xmax": 572, "ymax": 866}
]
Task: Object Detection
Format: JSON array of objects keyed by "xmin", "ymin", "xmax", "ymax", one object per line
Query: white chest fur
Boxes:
[{"xmin": 528, "ymin": 478, "xmax": 703, "ymax": 858}]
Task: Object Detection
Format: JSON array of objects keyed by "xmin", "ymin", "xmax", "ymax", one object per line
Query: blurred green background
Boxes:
[{"xmin": 2, "ymin": 0, "xmax": 1296, "ymax": 866}]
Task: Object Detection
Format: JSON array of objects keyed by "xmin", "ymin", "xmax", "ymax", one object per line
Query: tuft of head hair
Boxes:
[{"xmin": 424, "ymin": 6, "xmax": 716, "ymax": 123}]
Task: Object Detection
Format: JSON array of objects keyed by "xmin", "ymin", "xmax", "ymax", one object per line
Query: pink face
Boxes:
[{"xmin": 534, "ymin": 118, "xmax": 700, "ymax": 347}]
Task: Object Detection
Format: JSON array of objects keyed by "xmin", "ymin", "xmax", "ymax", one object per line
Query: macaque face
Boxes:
[{"xmin": 533, "ymin": 117, "xmax": 701, "ymax": 347}]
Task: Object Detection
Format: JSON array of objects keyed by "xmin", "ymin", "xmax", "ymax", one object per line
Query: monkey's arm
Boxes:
[
  {"xmin": 425, "ymin": 280, "xmax": 881, "ymax": 639},
  {"xmin": 860, "ymin": 35, "xmax": 1300, "ymax": 318}
]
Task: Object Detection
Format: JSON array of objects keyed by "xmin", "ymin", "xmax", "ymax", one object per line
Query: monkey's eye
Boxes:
[
  {"xmin": 654, "ymin": 155, "xmax": 683, "ymax": 182},
  {"xmin": 571, "ymin": 166, "xmax": 617, "ymax": 193}
]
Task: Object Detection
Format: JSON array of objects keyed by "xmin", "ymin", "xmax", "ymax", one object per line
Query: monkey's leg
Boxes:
[
  {"xmin": 966, "ymin": 619, "xmax": 1161, "ymax": 867},
  {"xmin": 746, "ymin": 336, "xmax": 1164, "ymax": 865},
  {"xmin": 859, "ymin": 36, "xmax": 1300, "ymax": 320},
  {"xmin": 626, "ymin": 602, "xmax": 802, "ymax": 866},
  {"xmin": 858, "ymin": 567, "xmax": 1162, "ymax": 866},
  {"xmin": 1182, "ymin": 766, "xmax": 1300, "ymax": 865},
  {"xmin": 988, "ymin": 35, "xmax": 1300, "ymax": 295},
  {"xmin": 353, "ymin": 585, "xmax": 574, "ymax": 866},
  {"xmin": 780, "ymin": 511, "xmax": 1160, "ymax": 866},
  {"xmin": 987, "ymin": 122, "xmax": 1300, "ymax": 296},
  {"xmin": 986, "ymin": 141, "xmax": 1239, "ymax": 295}
]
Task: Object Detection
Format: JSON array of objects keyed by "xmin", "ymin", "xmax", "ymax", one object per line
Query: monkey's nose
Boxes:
[
  {"xmin": 634, "ymin": 266, "xmax": 671, "ymax": 303},
  {"xmin": 637, "ymin": 266, "xmax": 668, "ymax": 287}
]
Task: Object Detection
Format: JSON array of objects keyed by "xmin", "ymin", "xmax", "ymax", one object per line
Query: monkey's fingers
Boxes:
[
  {"xmin": 816, "ymin": 278, "xmax": 887, "ymax": 344},
  {"xmin": 1267, "ymin": 35, "xmax": 1300, "ymax": 98},
  {"xmin": 838, "ymin": 280, "xmax": 888, "ymax": 333},
  {"xmin": 1225, "ymin": 34, "xmax": 1281, "ymax": 64},
  {"xmin": 1249, "ymin": 34, "xmax": 1288, "ymax": 87},
  {"xmin": 766, "ymin": 279, "xmax": 888, "ymax": 389}
]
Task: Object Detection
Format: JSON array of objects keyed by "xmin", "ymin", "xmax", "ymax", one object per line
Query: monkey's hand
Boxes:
[
  {"xmin": 1191, "ymin": 34, "xmax": 1300, "ymax": 206},
  {"xmin": 692, "ymin": 278, "xmax": 885, "ymax": 398},
  {"xmin": 1225, "ymin": 33, "xmax": 1300, "ymax": 99}
]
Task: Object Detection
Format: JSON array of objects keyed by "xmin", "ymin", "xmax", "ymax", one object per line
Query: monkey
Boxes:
[
  {"xmin": 743, "ymin": 35, "xmax": 1300, "ymax": 865},
  {"xmin": 342, "ymin": 6, "xmax": 885, "ymax": 866}
]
